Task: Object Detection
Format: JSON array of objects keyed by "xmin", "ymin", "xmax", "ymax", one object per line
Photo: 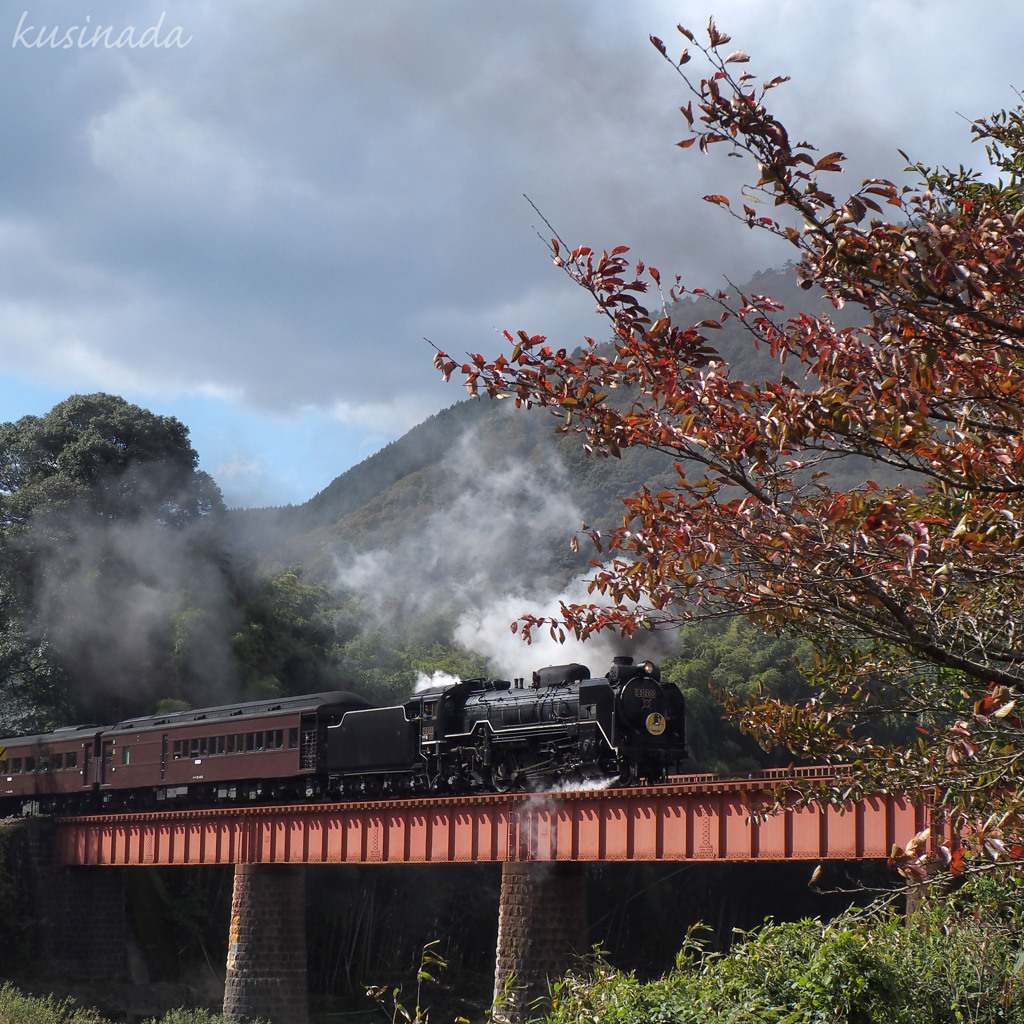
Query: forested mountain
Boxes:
[
  {"xmin": 232, "ymin": 265, "xmax": 855, "ymax": 575},
  {"xmin": 232, "ymin": 397, "xmax": 678, "ymax": 582}
]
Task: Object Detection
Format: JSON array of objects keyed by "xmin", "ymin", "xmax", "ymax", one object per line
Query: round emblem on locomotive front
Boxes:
[{"xmin": 646, "ymin": 712, "xmax": 667, "ymax": 736}]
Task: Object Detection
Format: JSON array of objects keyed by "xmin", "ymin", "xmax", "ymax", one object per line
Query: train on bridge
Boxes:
[{"xmin": 0, "ymin": 655, "xmax": 686, "ymax": 815}]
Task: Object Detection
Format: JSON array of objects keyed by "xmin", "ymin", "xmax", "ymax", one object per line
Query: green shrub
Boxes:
[
  {"xmin": 0, "ymin": 984, "xmax": 108, "ymax": 1024},
  {"xmin": 0, "ymin": 985, "xmax": 239, "ymax": 1024},
  {"xmin": 144, "ymin": 1010, "xmax": 235, "ymax": 1024},
  {"xmin": 545, "ymin": 889, "xmax": 1024, "ymax": 1024}
]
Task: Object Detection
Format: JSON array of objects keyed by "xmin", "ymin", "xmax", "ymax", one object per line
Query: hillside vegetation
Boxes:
[{"xmin": 0, "ymin": 266, "xmax": 880, "ymax": 736}]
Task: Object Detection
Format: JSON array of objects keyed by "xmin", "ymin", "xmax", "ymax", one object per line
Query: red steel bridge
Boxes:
[{"xmin": 54, "ymin": 766, "xmax": 948, "ymax": 867}]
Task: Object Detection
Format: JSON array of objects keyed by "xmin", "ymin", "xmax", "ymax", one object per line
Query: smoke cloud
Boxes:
[
  {"xmin": 334, "ymin": 427, "xmax": 580, "ymax": 617},
  {"xmin": 452, "ymin": 577, "xmax": 666, "ymax": 680},
  {"xmin": 22, "ymin": 487, "xmax": 241, "ymax": 717}
]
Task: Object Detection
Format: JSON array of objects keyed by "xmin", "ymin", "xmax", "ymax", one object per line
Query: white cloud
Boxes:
[{"xmin": 329, "ymin": 395, "xmax": 441, "ymax": 436}]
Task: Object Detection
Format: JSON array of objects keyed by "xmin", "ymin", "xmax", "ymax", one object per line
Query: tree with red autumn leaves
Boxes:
[{"xmin": 434, "ymin": 20, "xmax": 1024, "ymax": 873}]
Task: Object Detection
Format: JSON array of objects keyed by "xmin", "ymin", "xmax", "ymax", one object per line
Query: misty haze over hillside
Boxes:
[
  {"xmin": 226, "ymin": 264, "xmax": 849, "ymax": 677},
  {"xmin": 231, "ymin": 394, "xmax": 683, "ymax": 677}
]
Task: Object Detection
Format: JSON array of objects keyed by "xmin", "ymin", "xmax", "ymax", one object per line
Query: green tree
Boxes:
[
  {"xmin": 0, "ymin": 392, "xmax": 222, "ymax": 533},
  {"xmin": 663, "ymin": 618, "xmax": 813, "ymax": 773},
  {"xmin": 337, "ymin": 616, "xmax": 490, "ymax": 704},
  {"xmin": 0, "ymin": 394, "xmax": 227, "ymax": 724},
  {"xmin": 231, "ymin": 569, "xmax": 353, "ymax": 699},
  {"xmin": 435, "ymin": 22, "xmax": 1024, "ymax": 868}
]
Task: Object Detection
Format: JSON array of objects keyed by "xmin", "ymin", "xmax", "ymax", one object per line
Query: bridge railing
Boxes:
[{"xmin": 667, "ymin": 764, "xmax": 851, "ymax": 788}]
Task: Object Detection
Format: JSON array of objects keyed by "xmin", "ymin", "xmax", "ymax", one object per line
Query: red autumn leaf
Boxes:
[
  {"xmin": 707, "ymin": 18, "xmax": 731, "ymax": 47},
  {"xmin": 949, "ymin": 849, "xmax": 967, "ymax": 876}
]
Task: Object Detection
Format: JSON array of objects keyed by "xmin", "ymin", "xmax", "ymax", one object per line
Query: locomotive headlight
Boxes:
[{"xmin": 645, "ymin": 712, "xmax": 667, "ymax": 736}]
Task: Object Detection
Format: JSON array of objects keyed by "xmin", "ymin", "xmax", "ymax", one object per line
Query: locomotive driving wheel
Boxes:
[{"xmin": 491, "ymin": 753, "xmax": 518, "ymax": 793}]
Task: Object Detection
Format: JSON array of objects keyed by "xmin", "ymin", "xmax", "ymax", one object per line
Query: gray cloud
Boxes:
[{"xmin": 0, "ymin": 1, "xmax": 1020, "ymax": 502}]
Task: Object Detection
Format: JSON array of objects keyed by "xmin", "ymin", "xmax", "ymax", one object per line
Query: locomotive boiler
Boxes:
[{"xmin": 0, "ymin": 655, "xmax": 685, "ymax": 815}]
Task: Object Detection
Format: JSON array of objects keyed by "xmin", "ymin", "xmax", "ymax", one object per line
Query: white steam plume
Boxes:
[
  {"xmin": 334, "ymin": 426, "xmax": 581, "ymax": 623},
  {"xmin": 413, "ymin": 670, "xmax": 461, "ymax": 692},
  {"xmin": 333, "ymin": 422, "xmax": 677, "ymax": 682}
]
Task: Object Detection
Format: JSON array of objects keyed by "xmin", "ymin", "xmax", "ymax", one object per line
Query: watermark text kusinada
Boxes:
[{"xmin": 13, "ymin": 11, "xmax": 192, "ymax": 49}]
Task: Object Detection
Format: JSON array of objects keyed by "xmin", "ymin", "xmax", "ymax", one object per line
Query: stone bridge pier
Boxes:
[
  {"xmin": 217, "ymin": 859, "xmax": 588, "ymax": 1024},
  {"xmin": 18, "ymin": 819, "xmax": 131, "ymax": 983},
  {"xmin": 492, "ymin": 861, "xmax": 588, "ymax": 1024},
  {"xmin": 223, "ymin": 863, "xmax": 308, "ymax": 1024},
  {"xmin": 23, "ymin": 824, "xmax": 591, "ymax": 1024}
]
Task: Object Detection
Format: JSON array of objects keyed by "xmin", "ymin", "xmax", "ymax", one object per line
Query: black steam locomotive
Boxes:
[{"xmin": 0, "ymin": 656, "xmax": 685, "ymax": 815}]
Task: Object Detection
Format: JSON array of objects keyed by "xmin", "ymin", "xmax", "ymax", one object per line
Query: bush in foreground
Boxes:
[
  {"xmin": 0, "ymin": 986, "xmax": 235, "ymax": 1024},
  {"xmin": 545, "ymin": 887, "xmax": 1024, "ymax": 1024}
]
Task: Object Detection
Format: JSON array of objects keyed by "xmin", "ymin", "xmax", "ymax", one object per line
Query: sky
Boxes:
[{"xmin": 0, "ymin": 1, "xmax": 1021, "ymax": 509}]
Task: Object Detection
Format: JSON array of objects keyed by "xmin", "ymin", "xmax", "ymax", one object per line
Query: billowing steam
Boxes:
[
  {"xmin": 452, "ymin": 576, "xmax": 661, "ymax": 680},
  {"xmin": 334, "ymin": 427, "xmax": 580, "ymax": 622},
  {"xmin": 333, "ymin": 426, "xmax": 579, "ymax": 621},
  {"xmin": 334, "ymin": 425, "xmax": 677, "ymax": 683},
  {"xmin": 413, "ymin": 670, "xmax": 461, "ymax": 692}
]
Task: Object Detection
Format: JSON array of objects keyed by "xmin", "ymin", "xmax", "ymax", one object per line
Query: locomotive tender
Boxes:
[{"xmin": 0, "ymin": 656, "xmax": 685, "ymax": 815}]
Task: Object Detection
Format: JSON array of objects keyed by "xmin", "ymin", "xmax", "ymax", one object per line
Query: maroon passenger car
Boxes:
[
  {"xmin": 0, "ymin": 725, "xmax": 102, "ymax": 813},
  {"xmin": 0, "ymin": 691, "xmax": 371, "ymax": 815}
]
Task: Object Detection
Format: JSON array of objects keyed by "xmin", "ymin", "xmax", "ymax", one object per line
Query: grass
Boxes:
[{"xmin": 0, "ymin": 985, "xmax": 241, "ymax": 1024}]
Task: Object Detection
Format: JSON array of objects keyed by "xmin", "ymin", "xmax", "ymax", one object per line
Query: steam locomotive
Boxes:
[{"xmin": 0, "ymin": 656, "xmax": 685, "ymax": 815}]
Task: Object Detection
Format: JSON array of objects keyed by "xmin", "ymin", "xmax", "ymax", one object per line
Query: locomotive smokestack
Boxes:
[{"xmin": 613, "ymin": 656, "xmax": 633, "ymax": 666}]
